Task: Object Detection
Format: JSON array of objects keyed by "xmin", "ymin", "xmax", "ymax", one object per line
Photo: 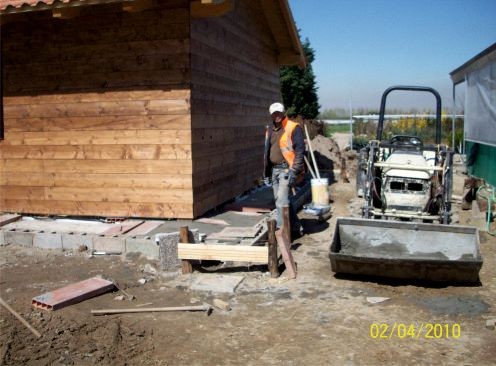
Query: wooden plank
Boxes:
[
  {"xmin": 0, "ymin": 144, "xmax": 192, "ymax": 160},
  {"xmin": 0, "ymin": 172, "xmax": 193, "ymax": 190},
  {"xmin": 180, "ymin": 226, "xmax": 193, "ymax": 274},
  {"xmin": 275, "ymin": 229, "xmax": 296, "ymax": 279},
  {"xmin": 0, "ymin": 186, "xmax": 193, "ymax": 204},
  {"xmin": 2, "ymin": 130, "xmax": 191, "ymax": 146},
  {"xmin": 0, "ymin": 214, "xmax": 22, "ymax": 227},
  {"xmin": 5, "ymin": 70, "xmax": 189, "ymax": 94},
  {"xmin": 2, "ymin": 41, "xmax": 190, "ymax": 75},
  {"xmin": 3, "ymin": 89, "xmax": 190, "ymax": 107},
  {"xmin": 4, "ymin": 115, "xmax": 191, "ymax": 132},
  {"xmin": 0, "ymin": 199, "xmax": 194, "ymax": 219},
  {"xmin": 101, "ymin": 220, "xmax": 145, "ymax": 236},
  {"xmin": 4, "ymin": 99, "xmax": 190, "ymax": 119},
  {"xmin": 177, "ymin": 243, "xmax": 268, "ymax": 263},
  {"xmin": 267, "ymin": 219, "xmax": 279, "ymax": 278},
  {"xmin": 126, "ymin": 220, "xmax": 165, "ymax": 236},
  {"xmin": 0, "ymin": 159, "xmax": 192, "ymax": 174}
]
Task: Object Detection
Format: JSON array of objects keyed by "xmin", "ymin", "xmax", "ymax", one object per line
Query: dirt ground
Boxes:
[{"xmin": 1, "ymin": 157, "xmax": 495, "ymax": 365}]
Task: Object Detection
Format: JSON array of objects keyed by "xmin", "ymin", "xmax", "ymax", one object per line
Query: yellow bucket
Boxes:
[{"xmin": 311, "ymin": 178, "xmax": 329, "ymax": 206}]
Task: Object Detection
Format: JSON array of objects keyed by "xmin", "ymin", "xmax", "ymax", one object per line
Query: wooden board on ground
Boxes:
[
  {"xmin": 275, "ymin": 229, "xmax": 296, "ymax": 279},
  {"xmin": 101, "ymin": 220, "xmax": 144, "ymax": 236},
  {"xmin": 177, "ymin": 243, "xmax": 268, "ymax": 263},
  {"xmin": 0, "ymin": 214, "xmax": 21, "ymax": 227}
]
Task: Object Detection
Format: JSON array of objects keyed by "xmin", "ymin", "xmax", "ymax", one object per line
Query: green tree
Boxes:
[{"xmin": 279, "ymin": 38, "xmax": 320, "ymax": 119}]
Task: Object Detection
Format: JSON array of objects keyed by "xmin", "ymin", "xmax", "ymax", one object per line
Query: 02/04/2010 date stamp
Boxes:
[{"xmin": 370, "ymin": 323, "xmax": 461, "ymax": 339}]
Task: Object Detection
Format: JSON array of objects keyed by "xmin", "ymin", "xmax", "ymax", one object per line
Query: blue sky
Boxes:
[{"xmin": 288, "ymin": 0, "xmax": 496, "ymax": 111}]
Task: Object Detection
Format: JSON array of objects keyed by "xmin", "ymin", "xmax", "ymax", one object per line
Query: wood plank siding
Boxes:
[
  {"xmin": 1, "ymin": 1, "xmax": 194, "ymax": 218},
  {"xmin": 190, "ymin": 0, "xmax": 280, "ymax": 217}
]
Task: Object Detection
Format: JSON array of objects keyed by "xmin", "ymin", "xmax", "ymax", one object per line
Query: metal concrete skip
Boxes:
[
  {"xmin": 329, "ymin": 218, "xmax": 483, "ymax": 283},
  {"xmin": 32, "ymin": 277, "xmax": 115, "ymax": 311}
]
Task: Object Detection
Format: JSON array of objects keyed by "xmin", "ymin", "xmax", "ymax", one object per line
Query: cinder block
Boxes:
[
  {"xmin": 156, "ymin": 229, "xmax": 199, "ymax": 271},
  {"xmin": 93, "ymin": 235, "xmax": 125, "ymax": 253},
  {"xmin": 125, "ymin": 236, "xmax": 159, "ymax": 259},
  {"xmin": 4, "ymin": 229, "xmax": 34, "ymax": 247},
  {"xmin": 62, "ymin": 233, "xmax": 94, "ymax": 250},
  {"xmin": 33, "ymin": 231, "xmax": 63, "ymax": 249}
]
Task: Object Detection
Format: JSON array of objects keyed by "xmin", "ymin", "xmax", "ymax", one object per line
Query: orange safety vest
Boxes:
[{"xmin": 279, "ymin": 117, "xmax": 299, "ymax": 168}]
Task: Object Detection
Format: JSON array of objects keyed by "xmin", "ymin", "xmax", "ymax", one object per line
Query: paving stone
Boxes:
[
  {"xmin": 4, "ymin": 229, "xmax": 34, "ymax": 247},
  {"xmin": 190, "ymin": 274, "xmax": 245, "ymax": 294},
  {"xmin": 93, "ymin": 235, "xmax": 126, "ymax": 253},
  {"xmin": 125, "ymin": 236, "xmax": 159, "ymax": 259},
  {"xmin": 62, "ymin": 233, "xmax": 94, "ymax": 250},
  {"xmin": 33, "ymin": 232, "xmax": 63, "ymax": 249}
]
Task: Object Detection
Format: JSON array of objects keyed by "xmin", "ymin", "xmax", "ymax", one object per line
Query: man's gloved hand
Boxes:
[{"xmin": 288, "ymin": 169, "xmax": 297, "ymax": 187}]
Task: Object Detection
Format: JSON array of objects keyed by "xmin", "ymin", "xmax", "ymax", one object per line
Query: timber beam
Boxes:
[{"xmin": 190, "ymin": 0, "xmax": 234, "ymax": 18}]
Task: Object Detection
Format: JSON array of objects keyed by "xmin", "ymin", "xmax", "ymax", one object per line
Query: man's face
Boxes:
[{"xmin": 271, "ymin": 111, "xmax": 284, "ymax": 124}]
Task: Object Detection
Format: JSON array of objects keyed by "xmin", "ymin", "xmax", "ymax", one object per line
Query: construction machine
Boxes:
[{"xmin": 330, "ymin": 86, "xmax": 483, "ymax": 282}]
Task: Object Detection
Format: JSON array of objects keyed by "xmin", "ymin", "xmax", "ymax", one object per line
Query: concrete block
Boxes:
[
  {"xmin": 125, "ymin": 236, "xmax": 159, "ymax": 259},
  {"xmin": 93, "ymin": 235, "xmax": 126, "ymax": 253},
  {"xmin": 156, "ymin": 229, "xmax": 199, "ymax": 271},
  {"xmin": 33, "ymin": 231, "xmax": 63, "ymax": 249},
  {"xmin": 4, "ymin": 229, "xmax": 34, "ymax": 247},
  {"xmin": 62, "ymin": 233, "xmax": 94, "ymax": 250}
]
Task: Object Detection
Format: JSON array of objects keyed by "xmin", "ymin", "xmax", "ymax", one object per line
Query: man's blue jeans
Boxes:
[{"xmin": 272, "ymin": 166, "xmax": 299, "ymax": 230}]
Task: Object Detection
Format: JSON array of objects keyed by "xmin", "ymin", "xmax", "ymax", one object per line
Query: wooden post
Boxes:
[
  {"xmin": 267, "ymin": 219, "xmax": 279, "ymax": 278},
  {"xmin": 282, "ymin": 205, "xmax": 291, "ymax": 244},
  {"xmin": 341, "ymin": 157, "xmax": 350, "ymax": 183},
  {"xmin": 180, "ymin": 226, "xmax": 193, "ymax": 274}
]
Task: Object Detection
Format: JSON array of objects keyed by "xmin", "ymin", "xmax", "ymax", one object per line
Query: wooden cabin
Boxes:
[{"xmin": 0, "ymin": 0, "xmax": 305, "ymax": 219}]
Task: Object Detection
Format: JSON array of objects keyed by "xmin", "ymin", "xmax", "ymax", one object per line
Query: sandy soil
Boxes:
[{"xmin": 1, "ymin": 155, "xmax": 495, "ymax": 365}]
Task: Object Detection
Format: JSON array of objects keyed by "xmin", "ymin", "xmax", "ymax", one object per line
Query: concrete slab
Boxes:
[
  {"xmin": 190, "ymin": 274, "xmax": 245, "ymax": 294},
  {"xmin": 126, "ymin": 236, "xmax": 159, "ymax": 259},
  {"xmin": 62, "ymin": 233, "xmax": 94, "ymax": 250},
  {"xmin": 33, "ymin": 232, "xmax": 63, "ymax": 249},
  {"xmin": 4, "ymin": 229, "xmax": 34, "ymax": 247},
  {"xmin": 93, "ymin": 236, "xmax": 126, "ymax": 253}
]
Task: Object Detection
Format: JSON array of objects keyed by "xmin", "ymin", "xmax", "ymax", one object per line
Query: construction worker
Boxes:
[{"xmin": 264, "ymin": 102, "xmax": 305, "ymax": 237}]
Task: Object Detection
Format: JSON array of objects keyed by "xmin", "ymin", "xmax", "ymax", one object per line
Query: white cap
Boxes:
[{"xmin": 269, "ymin": 102, "xmax": 285, "ymax": 115}]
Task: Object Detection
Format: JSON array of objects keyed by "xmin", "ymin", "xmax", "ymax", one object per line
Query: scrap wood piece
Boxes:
[
  {"xmin": 101, "ymin": 220, "xmax": 144, "ymax": 236},
  {"xmin": 178, "ymin": 243, "xmax": 268, "ymax": 263},
  {"xmin": 126, "ymin": 220, "xmax": 165, "ymax": 236},
  {"xmin": 32, "ymin": 277, "xmax": 115, "ymax": 311},
  {"xmin": 91, "ymin": 303, "xmax": 212, "ymax": 316},
  {"xmin": 213, "ymin": 299, "xmax": 231, "ymax": 311},
  {"xmin": 275, "ymin": 229, "xmax": 296, "ymax": 279},
  {"xmin": 0, "ymin": 297, "xmax": 41, "ymax": 338},
  {"xmin": 0, "ymin": 214, "xmax": 21, "ymax": 227}
]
